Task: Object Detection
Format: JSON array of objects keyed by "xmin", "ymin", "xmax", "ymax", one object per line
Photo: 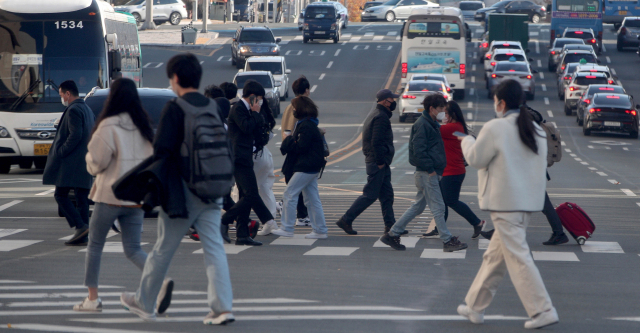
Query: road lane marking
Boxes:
[
  {"xmin": 532, "ymin": 251, "xmax": 579, "ymax": 262},
  {"xmin": 581, "ymin": 162, "xmax": 589, "ymax": 165},
  {"xmin": 606, "ymin": 56, "xmax": 611, "ymax": 63},
  {"xmin": 570, "ymin": 153, "xmax": 577, "ymax": 157},
  {"xmin": 334, "ymin": 49, "xmax": 341, "ymax": 56},
  {"xmin": 387, "ymin": 31, "xmax": 397, "ymax": 36},
  {"xmin": 271, "ymin": 234, "xmax": 317, "ymax": 246},
  {"xmin": 621, "ymin": 189, "xmax": 636, "ymax": 196},
  {"xmin": 561, "ymin": 141, "xmax": 566, "ymax": 146},
  {"xmin": 472, "ymin": 64, "xmax": 476, "ymax": 71},
  {"xmin": 530, "ymin": 31, "xmax": 539, "ymax": 36},
  {"xmin": 353, "ymin": 45, "xmax": 370, "ymax": 50},
  {"xmin": 467, "ymin": 112, "xmax": 473, "ymax": 120},
  {"xmin": 310, "ymin": 85, "xmax": 317, "ymax": 93},
  {"xmin": 473, "ymin": 52, "xmax": 477, "ymax": 59},
  {"xmin": 304, "ymin": 247, "xmax": 359, "ymax": 256},
  {"xmin": 0, "ymin": 323, "xmax": 169, "ymax": 333},
  {"xmin": 343, "ymin": 33, "xmax": 352, "ymax": 38},
  {"xmin": 534, "ymin": 40, "xmax": 539, "ymax": 54},
  {"xmin": 0, "ymin": 229, "xmax": 26, "ymax": 239},
  {"xmin": 611, "ymin": 68, "xmax": 617, "ymax": 75},
  {"xmin": 143, "ymin": 62, "xmax": 163, "ymax": 68},
  {"xmin": 471, "ymin": 76, "xmax": 475, "ymax": 83},
  {"xmin": 0, "ymin": 290, "xmax": 206, "ymax": 299},
  {"xmin": 602, "ymin": 43, "xmax": 607, "ymax": 52},
  {"xmin": 79, "ymin": 242, "xmax": 149, "ymax": 253},
  {"xmin": 539, "ymin": 72, "xmax": 544, "ymax": 79},
  {"xmin": 574, "ymin": 158, "xmax": 582, "ymax": 161},
  {"xmin": 544, "ymin": 97, "xmax": 549, "ymax": 105},
  {"xmin": 623, "ymin": 147, "xmax": 629, "ymax": 150},
  {"xmin": 0, "ymin": 200, "xmax": 23, "ymax": 211},
  {"xmin": 342, "ymin": 41, "xmax": 347, "ymax": 45},
  {"xmin": 217, "ymin": 56, "xmax": 224, "ymax": 61},
  {"xmin": 0, "ymin": 285, "xmax": 122, "ymax": 291},
  {"xmin": 588, "ymin": 167, "xmax": 597, "ymax": 170},
  {"xmin": 6, "ymin": 298, "xmax": 319, "ymax": 308},
  {"xmin": 364, "ymin": 32, "xmax": 374, "ymax": 37},
  {"xmin": 293, "ymin": 36, "xmax": 303, "ymax": 40},
  {"xmin": 309, "ymin": 50, "xmax": 326, "ymax": 56},
  {"xmin": 608, "ymin": 179, "xmax": 618, "ymax": 184},
  {"xmin": 547, "ymin": 110, "xmax": 553, "ymax": 117},
  {"xmin": 581, "ymin": 241, "xmax": 624, "ymax": 253},
  {"xmin": 542, "ymin": 83, "xmax": 547, "ymax": 91},
  {"xmin": 537, "ymin": 59, "xmax": 542, "ymax": 67},
  {"xmin": 285, "ymin": 50, "xmax": 302, "ymax": 56},
  {"xmin": 0, "ymin": 240, "xmax": 42, "ymax": 252},
  {"xmin": 319, "ymin": 73, "xmax": 325, "ymax": 80},
  {"xmin": 373, "ymin": 36, "xmax": 384, "ymax": 41},
  {"xmin": 565, "ymin": 149, "xmax": 571, "ymax": 152},
  {"xmin": 396, "ymin": 35, "xmax": 401, "ymax": 41},
  {"xmin": 421, "ymin": 249, "xmax": 466, "ymax": 259},
  {"xmin": 327, "ymin": 61, "xmax": 333, "ymax": 69},
  {"xmin": 467, "ymin": 102, "xmax": 473, "ymax": 108},
  {"xmin": 194, "ymin": 244, "xmax": 251, "ymax": 255},
  {"xmin": 469, "ymin": 88, "xmax": 474, "ymax": 96},
  {"xmin": 35, "ymin": 189, "xmax": 55, "ymax": 196},
  {"xmin": 199, "ymin": 61, "xmax": 204, "ymax": 64},
  {"xmin": 637, "ymin": 203, "xmax": 640, "ymax": 208}
]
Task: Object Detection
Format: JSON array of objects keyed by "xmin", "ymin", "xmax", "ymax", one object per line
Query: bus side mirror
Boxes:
[{"xmin": 108, "ymin": 50, "xmax": 122, "ymax": 77}]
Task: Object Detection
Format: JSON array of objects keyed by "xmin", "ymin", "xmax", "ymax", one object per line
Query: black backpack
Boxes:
[{"xmin": 175, "ymin": 98, "xmax": 234, "ymax": 201}]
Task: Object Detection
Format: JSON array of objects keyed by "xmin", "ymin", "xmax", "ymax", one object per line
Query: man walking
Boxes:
[
  {"xmin": 335, "ymin": 89, "xmax": 398, "ymax": 235},
  {"xmin": 221, "ymin": 80, "xmax": 277, "ymax": 246},
  {"xmin": 120, "ymin": 54, "xmax": 235, "ymax": 325},
  {"xmin": 380, "ymin": 94, "xmax": 467, "ymax": 252},
  {"xmin": 43, "ymin": 80, "xmax": 95, "ymax": 246}
]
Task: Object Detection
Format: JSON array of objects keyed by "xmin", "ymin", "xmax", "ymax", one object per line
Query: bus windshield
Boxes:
[
  {"xmin": 407, "ymin": 22, "xmax": 461, "ymax": 39},
  {"xmin": 556, "ymin": 0, "xmax": 600, "ymax": 12}
]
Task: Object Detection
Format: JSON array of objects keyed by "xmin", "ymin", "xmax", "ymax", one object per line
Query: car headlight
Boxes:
[
  {"xmin": 271, "ymin": 46, "xmax": 279, "ymax": 53},
  {"xmin": 0, "ymin": 127, "xmax": 10, "ymax": 138},
  {"xmin": 304, "ymin": 23, "xmax": 309, "ymax": 30},
  {"xmin": 239, "ymin": 46, "xmax": 250, "ymax": 53},
  {"xmin": 330, "ymin": 23, "xmax": 337, "ymax": 30}
]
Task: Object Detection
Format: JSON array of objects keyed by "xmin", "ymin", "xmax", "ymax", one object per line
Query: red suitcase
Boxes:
[{"xmin": 555, "ymin": 202, "xmax": 595, "ymax": 245}]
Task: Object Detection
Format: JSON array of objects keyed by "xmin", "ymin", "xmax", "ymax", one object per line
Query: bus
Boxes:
[
  {"xmin": 0, "ymin": 0, "xmax": 141, "ymax": 173},
  {"xmin": 550, "ymin": 0, "xmax": 604, "ymax": 53},
  {"xmin": 401, "ymin": 7, "xmax": 468, "ymax": 100},
  {"xmin": 603, "ymin": 0, "xmax": 640, "ymax": 28}
]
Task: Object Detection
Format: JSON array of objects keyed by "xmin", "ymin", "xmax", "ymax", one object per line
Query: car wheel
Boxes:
[
  {"xmin": 0, "ymin": 159, "xmax": 10, "ymax": 174},
  {"xmin": 170, "ymin": 12, "xmax": 182, "ymax": 25},
  {"xmin": 564, "ymin": 104, "xmax": 572, "ymax": 116},
  {"xmin": 132, "ymin": 12, "xmax": 142, "ymax": 23},
  {"xmin": 631, "ymin": 131, "xmax": 639, "ymax": 139},
  {"xmin": 385, "ymin": 11, "xmax": 395, "ymax": 22},
  {"xmin": 531, "ymin": 14, "xmax": 540, "ymax": 24},
  {"xmin": 577, "ymin": 116, "xmax": 584, "ymax": 126},
  {"xmin": 18, "ymin": 159, "xmax": 32, "ymax": 169},
  {"xmin": 303, "ymin": 37, "xmax": 308, "ymax": 43},
  {"xmin": 558, "ymin": 92, "xmax": 564, "ymax": 101},
  {"xmin": 583, "ymin": 126, "xmax": 591, "ymax": 136},
  {"xmin": 333, "ymin": 35, "xmax": 339, "ymax": 43},
  {"xmin": 280, "ymin": 93, "xmax": 285, "ymax": 101},
  {"xmin": 236, "ymin": 61, "xmax": 243, "ymax": 69},
  {"xmin": 617, "ymin": 41, "xmax": 623, "ymax": 52},
  {"xmin": 399, "ymin": 114, "xmax": 407, "ymax": 123}
]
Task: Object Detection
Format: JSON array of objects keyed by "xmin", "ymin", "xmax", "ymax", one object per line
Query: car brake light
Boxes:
[
  {"xmin": 401, "ymin": 63, "xmax": 407, "ymax": 78},
  {"xmin": 583, "ymin": 99, "xmax": 590, "ymax": 104},
  {"xmin": 608, "ymin": 80, "xmax": 614, "ymax": 84},
  {"xmin": 621, "ymin": 27, "xmax": 627, "ymax": 34},
  {"xmin": 590, "ymin": 39, "xmax": 596, "ymax": 44},
  {"xmin": 506, "ymin": 53, "xmax": 514, "ymax": 55},
  {"xmin": 585, "ymin": 75, "xmax": 596, "ymax": 78},
  {"xmin": 402, "ymin": 95, "xmax": 416, "ymax": 99},
  {"xmin": 460, "ymin": 64, "xmax": 465, "ymax": 79},
  {"xmin": 486, "ymin": 54, "xmax": 492, "ymax": 60},
  {"xmin": 446, "ymin": 87, "xmax": 451, "ymax": 92},
  {"xmin": 491, "ymin": 62, "xmax": 496, "ymax": 66},
  {"xmin": 589, "ymin": 108, "xmax": 600, "ymax": 113},
  {"xmin": 626, "ymin": 110, "xmax": 637, "ymax": 116},
  {"xmin": 575, "ymin": 31, "xmax": 584, "ymax": 34},
  {"xmin": 502, "ymin": 43, "xmax": 510, "ymax": 46},
  {"xmin": 551, "ymin": 51, "xmax": 556, "ymax": 55},
  {"xmin": 521, "ymin": 75, "xmax": 532, "ymax": 79},
  {"xmin": 561, "ymin": 65, "xmax": 566, "ymax": 70},
  {"xmin": 589, "ymin": 69, "xmax": 597, "ymax": 72},
  {"xmin": 508, "ymin": 69, "xmax": 516, "ymax": 72},
  {"xmin": 569, "ymin": 87, "xmax": 576, "ymax": 91},
  {"xmin": 564, "ymin": 76, "xmax": 571, "ymax": 80},
  {"xmin": 491, "ymin": 74, "xmax": 497, "ymax": 78},
  {"xmin": 481, "ymin": 42, "xmax": 488, "ymax": 48},
  {"xmin": 606, "ymin": 95, "xmax": 620, "ymax": 99}
]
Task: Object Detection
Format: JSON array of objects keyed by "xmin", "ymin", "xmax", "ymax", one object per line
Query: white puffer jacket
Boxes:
[
  {"xmin": 86, "ymin": 113, "xmax": 153, "ymax": 205},
  {"xmin": 461, "ymin": 112, "xmax": 547, "ymax": 212}
]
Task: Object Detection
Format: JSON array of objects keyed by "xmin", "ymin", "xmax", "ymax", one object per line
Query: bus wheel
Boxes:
[{"xmin": 0, "ymin": 159, "xmax": 10, "ymax": 174}]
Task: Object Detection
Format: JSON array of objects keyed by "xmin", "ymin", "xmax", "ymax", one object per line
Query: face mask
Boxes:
[
  {"xmin": 258, "ymin": 99, "xmax": 264, "ymax": 107},
  {"xmin": 388, "ymin": 101, "xmax": 397, "ymax": 111},
  {"xmin": 436, "ymin": 111, "xmax": 446, "ymax": 121},
  {"xmin": 61, "ymin": 96, "xmax": 68, "ymax": 107}
]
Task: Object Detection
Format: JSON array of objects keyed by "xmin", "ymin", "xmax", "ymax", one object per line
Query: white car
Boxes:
[
  {"xmin": 485, "ymin": 48, "xmax": 530, "ymax": 76},
  {"xmin": 564, "ymin": 72, "xmax": 609, "ymax": 115},
  {"xmin": 115, "ymin": 0, "xmax": 187, "ymax": 25},
  {"xmin": 574, "ymin": 64, "xmax": 618, "ymax": 86},
  {"xmin": 243, "ymin": 56, "xmax": 291, "ymax": 100},
  {"xmin": 399, "ymin": 79, "xmax": 452, "ymax": 122},
  {"xmin": 363, "ymin": 0, "xmax": 438, "ymax": 22},
  {"xmin": 409, "ymin": 74, "xmax": 455, "ymax": 95},
  {"xmin": 233, "ymin": 71, "xmax": 282, "ymax": 117},
  {"xmin": 483, "ymin": 41, "xmax": 526, "ymax": 69}
]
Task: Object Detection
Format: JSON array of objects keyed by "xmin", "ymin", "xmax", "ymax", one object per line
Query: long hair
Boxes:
[
  {"xmin": 92, "ymin": 78, "xmax": 154, "ymax": 143},
  {"xmin": 493, "ymin": 79, "xmax": 539, "ymax": 154},
  {"xmin": 446, "ymin": 101, "xmax": 469, "ymax": 134},
  {"xmin": 291, "ymin": 96, "xmax": 319, "ymax": 119}
]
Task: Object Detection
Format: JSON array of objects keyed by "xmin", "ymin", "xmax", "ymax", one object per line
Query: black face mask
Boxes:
[{"xmin": 388, "ymin": 101, "xmax": 397, "ymax": 112}]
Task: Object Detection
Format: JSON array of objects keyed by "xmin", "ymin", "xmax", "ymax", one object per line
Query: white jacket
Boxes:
[
  {"xmin": 86, "ymin": 113, "xmax": 153, "ymax": 205},
  {"xmin": 461, "ymin": 112, "xmax": 547, "ymax": 212}
]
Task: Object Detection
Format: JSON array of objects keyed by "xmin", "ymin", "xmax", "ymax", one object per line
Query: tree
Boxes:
[{"xmin": 344, "ymin": 0, "xmax": 368, "ymax": 22}]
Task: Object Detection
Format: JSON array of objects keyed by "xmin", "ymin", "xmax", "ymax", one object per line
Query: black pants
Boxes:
[
  {"xmin": 221, "ymin": 164, "xmax": 273, "ymax": 238},
  {"xmin": 284, "ymin": 173, "xmax": 308, "ymax": 219},
  {"xmin": 341, "ymin": 163, "xmax": 395, "ymax": 228},
  {"xmin": 543, "ymin": 191, "xmax": 564, "ymax": 234},
  {"xmin": 440, "ymin": 174, "xmax": 481, "ymax": 226},
  {"xmin": 55, "ymin": 187, "xmax": 90, "ymax": 229}
]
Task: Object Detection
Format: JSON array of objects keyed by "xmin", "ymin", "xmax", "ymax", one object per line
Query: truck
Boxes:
[{"xmin": 488, "ymin": 13, "xmax": 529, "ymax": 50}]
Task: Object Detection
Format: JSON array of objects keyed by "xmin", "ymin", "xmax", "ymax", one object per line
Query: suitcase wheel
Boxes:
[{"xmin": 577, "ymin": 236, "xmax": 586, "ymax": 245}]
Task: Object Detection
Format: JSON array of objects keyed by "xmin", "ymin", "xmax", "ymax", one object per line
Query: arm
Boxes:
[
  {"xmin": 280, "ymin": 135, "xmax": 295, "ymax": 155},
  {"xmin": 57, "ymin": 107, "xmax": 84, "ymax": 158},
  {"xmin": 370, "ymin": 116, "xmax": 389, "ymax": 166},
  {"xmin": 460, "ymin": 122, "xmax": 497, "ymax": 169},
  {"xmin": 291, "ymin": 124, "xmax": 314, "ymax": 155},
  {"xmin": 229, "ymin": 103, "xmax": 264, "ymax": 135},
  {"xmin": 412, "ymin": 123, "xmax": 436, "ymax": 174},
  {"xmin": 153, "ymin": 102, "xmax": 183, "ymax": 161},
  {"xmin": 85, "ymin": 129, "xmax": 115, "ymax": 176}
]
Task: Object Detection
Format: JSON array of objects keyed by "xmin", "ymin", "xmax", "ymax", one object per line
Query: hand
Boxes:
[
  {"xmin": 319, "ymin": 127, "xmax": 326, "ymax": 135},
  {"xmin": 378, "ymin": 164, "xmax": 385, "ymax": 169},
  {"xmin": 456, "ymin": 136, "xmax": 465, "ymax": 141},
  {"xmin": 250, "ymin": 100, "xmax": 261, "ymax": 112},
  {"xmin": 429, "ymin": 172, "xmax": 437, "ymax": 177}
]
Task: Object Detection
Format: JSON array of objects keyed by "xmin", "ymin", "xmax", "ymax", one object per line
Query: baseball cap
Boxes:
[{"xmin": 376, "ymin": 89, "xmax": 400, "ymax": 102}]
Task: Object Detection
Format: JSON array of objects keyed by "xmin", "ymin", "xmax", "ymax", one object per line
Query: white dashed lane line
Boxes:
[
  {"xmin": 472, "ymin": 64, "xmax": 476, "ymax": 71},
  {"xmin": 621, "ymin": 189, "xmax": 636, "ymax": 197},
  {"xmin": 334, "ymin": 49, "xmax": 341, "ymax": 56},
  {"xmin": 608, "ymin": 179, "xmax": 619, "ymax": 184},
  {"xmin": 327, "ymin": 61, "xmax": 333, "ymax": 69},
  {"xmin": 565, "ymin": 149, "xmax": 572, "ymax": 152},
  {"xmin": 542, "ymin": 84, "xmax": 547, "ymax": 91},
  {"xmin": 319, "ymin": 73, "xmax": 325, "ymax": 80},
  {"xmin": 544, "ymin": 97, "xmax": 549, "ymax": 105},
  {"xmin": 467, "ymin": 102, "xmax": 473, "ymax": 108},
  {"xmin": 537, "ymin": 60, "xmax": 542, "ymax": 67},
  {"xmin": 467, "ymin": 112, "xmax": 473, "ymax": 120},
  {"xmin": 470, "ymin": 88, "xmax": 474, "ymax": 96},
  {"xmin": 471, "ymin": 76, "xmax": 475, "ymax": 83},
  {"xmin": 539, "ymin": 72, "xmax": 545, "ymax": 79},
  {"xmin": 606, "ymin": 56, "xmax": 611, "ymax": 64},
  {"xmin": 611, "ymin": 68, "xmax": 617, "ymax": 75},
  {"xmin": 547, "ymin": 110, "xmax": 553, "ymax": 117},
  {"xmin": 310, "ymin": 85, "xmax": 318, "ymax": 93},
  {"xmin": 597, "ymin": 172, "xmax": 608, "ymax": 176}
]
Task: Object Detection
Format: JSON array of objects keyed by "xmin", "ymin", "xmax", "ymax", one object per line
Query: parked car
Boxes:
[
  {"xmin": 555, "ymin": 50, "xmax": 599, "ymax": 77},
  {"xmin": 399, "ymin": 80, "xmax": 450, "ymax": 122},
  {"xmin": 582, "ymin": 93, "xmax": 639, "ymax": 138},
  {"xmin": 617, "ymin": 17, "xmax": 640, "ymax": 51},
  {"xmin": 114, "ymin": 0, "xmax": 187, "ymax": 25},
  {"xmin": 564, "ymin": 72, "xmax": 609, "ymax": 115},
  {"xmin": 458, "ymin": 1, "xmax": 484, "ymax": 22},
  {"xmin": 244, "ymin": 56, "xmax": 291, "ymax": 100},
  {"xmin": 576, "ymin": 85, "xmax": 626, "ymax": 125},
  {"xmin": 562, "ymin": 27, "xmax": 600, "ymax": 53},
  {"xmin": 360, "ymin": 1, "xmax": 385, "ymax": 21},
  {"xmin": 548, "ymin": 38, "xmax": 584, "ymax": 72},
  {"xmin": 487, "ymin": 60, "xmax": 537, "ymax": 100},
  {"xmin": 231, "ymin": 26, "xmax": 281, "ymax": 69},
  {"xmin": 233, "ymin": 71, "xmax": 282, "ymax": 117},
  {"xmin": 362, "ymin": 0, "xmax": 438, "ymax": 22}
]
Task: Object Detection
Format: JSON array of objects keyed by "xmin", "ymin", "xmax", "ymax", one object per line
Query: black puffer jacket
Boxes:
[
  {"xmin": 409, "ymin": 111, "xmax": 446, "ymax": 175},
  {"xmin": 362, "ymin": 104, "xmax": 395, "ymax": 166},
  {"xmin": 280, "ymin": 118, "xmax": 326, "ymax": 179},
  {"xmin": 227, "ymin": 100, "xmax": 265, "ymax": 167}
]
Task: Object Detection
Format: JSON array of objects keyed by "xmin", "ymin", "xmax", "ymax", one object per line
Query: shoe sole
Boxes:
[
  {"xmin": 156, "ymin": 280, "xmax": 174, "ymax": 315},
  {"xmin": 204, "ymin": 318, "xmax": 236, "ymax": 325},
  {"xmin": 422, "ymin": 235, "xmax": 439, "ymax": 239},
  {"xmin": 526, "ymin": 320, "xmax": 558, "ymax": 329},
  {"xmin": 444, "ymin": 245, "xmax": 469, "ymax": 252},
  {"xmin": 65, "ymin": 242, "xmax": 88, "ymax": 246},
  {"xmin": 121, "ymin": 296, "xmax": 156, "ymax": 321}
]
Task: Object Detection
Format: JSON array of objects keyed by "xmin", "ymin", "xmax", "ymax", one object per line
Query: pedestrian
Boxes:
[
  {"xmin": 74, "ymin": 78, "xmax": 162, "ymax": 312},
  {"xmin": 379, "ymin": 94, "xmax": 467, "ymax": 252},
  {"xmin": 335, "ymin": 89, "xmax": 398, "ymax": 235},
  {"xmin": 423, "ymin": 101, "xmax": 485, "ymax": 240},
  {"xmin": 457, "ymin": 80, "xmax": 558, "ymax": 329},
  {"xmin": 279, "ymin": 76, "xmax": 311, "ymax": 227},
  {"xmin": 221, "ymin": 80, "xmax": 277, "ymax": 246},
  {"xmin": 271, "ymin": 96, "xmax": 328, "ymax": 239},
  {"xmin": 43, "ymin": 80, "xmax": 95, "ymax": 246},
  {"xmin": 220, "ymin": 81, "xmax": 239, "ymax": 104},
  {"xmin": 204, "ymin": 84, "xmax": 231, "ymax": 122},
  {"xmin": 120, "ymin": 54, "xmax": 235, "ymax": 325}
]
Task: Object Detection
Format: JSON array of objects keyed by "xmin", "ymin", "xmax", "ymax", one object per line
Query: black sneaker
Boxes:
[
  {"xmin": 444, "ymin": 236, "xmax": 468, "ymax": 252},
  {"xmin": 380, "ymin": 233, "xmax": 406, "ymax": 251},
  {"xmin": 422, "ymin": 228, "xmax": 439, "ymax": 238},
  {"xmin": 472, "ymin": 221, "xmax": 485, "ymax": 240},
  {"xmin": 480, "ymin": 229, "xmax": 494, "ymax": 240},
  {"xmin": 336, "ymin": 219, "xmax": 357, "ymax": 235},
  {"xmin": 384, "ymin": 226, "xmax": 408, "ymax": 235},
  {"xmin": 65, "ymin": 225, "xmax": 89, "ymax": 245},
  {"xmin": 543, "ymin": 232, "xmax": 569, "ymax": 246}
]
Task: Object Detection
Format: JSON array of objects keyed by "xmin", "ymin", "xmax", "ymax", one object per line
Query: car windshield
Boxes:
[
  {"xmin": 459, "ymin": 2, "xmax": 483, "ymax": 10},
  {"xmin": 239, "ymin": 30, "xmax": 275, "ymax": 43},
  {"xmin": 246, "ymin": 62, "xmax": 283, "ymax": 75},
  {"xmin": 494, "ymin": 54, "xmax": 525, "ymax": 61},
  {"xmin": 495, "ymin": 63, "xmax": 529, "ymax": 72},
  {"xmin": 587, "ymin": 86, "xmax": 624, "ymax": 95},
  {"xmin": 305, "ymin": 7, "xmax": 336, "ymax": 19},
  {"xmin": 563, "ymin": 53, "xmax": 597, "ymax": 64},
  {"xmin": 125, "ymin": 0, "xmax": 145, "ymax": 5},
  {"xmin": 625, "ymin": 20, "xmax": 640, "ymax": 28},
  {"xmin": 235, "ymin": 75, "xmax": 273, "ymax": 88},
  {"xmin": 382, "ymin": 0, "xmax": 401, "ymax": 6},
  {"xmin": 555, "ymin": 39, "xmax": 584, "ymax": 48},
  {"xmin": 565, "ymin": 31, "xmax": 594, "ymax": 39},
  {"xmin": 594, "ymin": 95, "xmax": 631, "ymax": 107},
  {"xmin": 408, "ymin": 82, "xmax": 443, "ymax": 92},
  {"xmin": 575, "ymin": 76, "xmax": 608, "ymax": 85}
]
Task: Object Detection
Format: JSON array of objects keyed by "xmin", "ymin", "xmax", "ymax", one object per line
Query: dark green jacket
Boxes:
[{"xmin": 409, "ymin": 110, "xmax": 446, "ymax": 174}]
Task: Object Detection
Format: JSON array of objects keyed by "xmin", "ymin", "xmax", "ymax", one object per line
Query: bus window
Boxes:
[
  {"xmin": 407, "ymin": 22, "xmax": 461, "ymax": 39},
  {"xmin": 556, "ymin": 0, "xmax": 599, "ymax": 12}
]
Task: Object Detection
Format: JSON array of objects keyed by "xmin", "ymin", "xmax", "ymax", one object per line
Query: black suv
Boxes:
[{"xmin": 231, "ymin": 26, "xmax": 282, "ymax": 69}]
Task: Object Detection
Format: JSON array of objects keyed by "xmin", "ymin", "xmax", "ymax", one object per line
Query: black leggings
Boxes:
[{"xmin": 439, "ymin": 174, "xmax": 481, "ymax": 226}]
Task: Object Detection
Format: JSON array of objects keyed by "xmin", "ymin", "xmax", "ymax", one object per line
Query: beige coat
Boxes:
[
  {"xmin": 85, "ymin": 113, "xmax": 153, "ymax": 205},
  {"xmin": 280, "ymin": 104, "xmax": 299, "ymax": 141}
]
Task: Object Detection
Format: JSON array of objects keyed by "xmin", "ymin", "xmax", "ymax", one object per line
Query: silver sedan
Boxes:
[{"xmin": 487, "ymin": 60, "xmax": 537, "ymax": 100}]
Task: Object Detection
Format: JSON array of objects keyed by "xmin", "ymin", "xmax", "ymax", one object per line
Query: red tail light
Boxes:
[
  {"xmin": 626, "ymin": 110, "xmax": 637, "ymax": 116},
  {"xmin": 606, "ymin": 95, "xmax": 620, "ymax": 99},
  {"xmin": 599, "ymin": 87, "xmax": 614, "ymax": 90},
  {"xmin": 589, "ymin": 108, "xmax": 600, "ymax": 113},
  {"xmin": 401, "ymin": 63, "xmax": 407, "ymax": 78},
  {"xmin": 575, "ymin": 31, "xmax": 584, "ymax": 34},
  {"xmin": 583, "ymin": 99, "xmax": 590, "ymax": 104},
  {"xmin": 481, "ymin": 42, "xmax": 488, "ymax": 48},
  {"xmin": 608, "ymin": 80, "xmax": 614, "ymax": 84},
  {"xmin": 491, "ymin": 74, "xmax": 497, "ymax": 78},
  {"xmin": 585, "ymin": 75, "xmax": 596, "ymax": 78},
  {"xmin": 491, "ymin": 62, "xmax": 496, "ymax": 66},
  {"xmin": 402, "ymin": 95, "xmax": 416, "ymax": 99},
  {"xmin": 541, "ymin": 6, "xmax": 546, "ymax": 11},
  {"xmin": 486, "ymin": 54, "xmax": 492, "ymax": 60},
  {"xmin": 561, "ymin": 65, "xmax": 566, "ymax": 71},
  {"xmin": 446, "ymin": 87, "xmax": 451, "ymax": 92},
  {"xmin": 591, "ymin": 39, "xmax": 596, "ymax": 44},
  {"xmin": 564, "ymin": 76, "xmax": 571, "ymax": 80},
  {"xmin": 460, "ymin": 64, "xmax": 466, "ymax": 79},
  {"xmin": 569, "ymin": 87, "xmax": 576, "ymax": 91},
  {"xmin": 521, "ymin": 75, "xmax": 532, "ymax": 79},
  {"xmin": 551, "ymin": 51, "xmax": 556, "ymax": 55},
  {"xmin": 621, "ymin": 27, "xmax": 627, "ymax": 34}
]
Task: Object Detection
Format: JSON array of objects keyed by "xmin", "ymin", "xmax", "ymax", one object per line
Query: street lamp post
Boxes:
[{"xmin": 141, "ymin": 0, "xmax": 157, "ymax": 30}]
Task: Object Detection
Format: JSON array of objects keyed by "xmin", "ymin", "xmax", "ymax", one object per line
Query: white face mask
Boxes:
[
  {"xmin": 258, "ymin": 99, "xmax": 264, "ymax": 107},
  {"xmin": 436, "ymin": 111, "xmax": 446, "ymax": 121},
  {"xmin": 61, "ymin": 96, "xmax": 69, "ymax": 107}
]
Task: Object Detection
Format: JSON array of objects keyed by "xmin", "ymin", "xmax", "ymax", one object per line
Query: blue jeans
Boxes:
[
  {"xmin": 135, "ymin": 183, "xmax": 232, "ymax": 315},
  {"xmin": 84, "ymin": 203, "xmax": 147, "ymax": 288},
  {"xmin": 390, "ymin": 171, "xmax": 452, "ymax": 243},
  {"xmin": 281, "ymin": 172, "xmax": 328, "ymax": 234},
  {"xmin": 440, "ymin": 174, "xmax": 481, "ymax": 226}
]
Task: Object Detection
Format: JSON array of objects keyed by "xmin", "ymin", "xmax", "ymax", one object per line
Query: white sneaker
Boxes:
[
  {"xmin": 73, "ymin": 297, "xmax": 102, "ymax": 312},
  {"xmin": 203, "ymin": 311, "xmax": 235, "ymax": 325},
  {"xmin": 257, "ymin": 220, "xmax": 278, "ymax": 236},
  {"xmin": 457, "ymin": 304, "xmax": 484, "ymax": 324},
  {"xmin": 296, "ymin": 217, "xmax": 311, "ymax": 226},
  {"xmin": 524, "ymin": 307, "xmax": 559, "ymax": 329},
  {"xmin": 120, "ymin": 292, "xmax": 156, "ymax": 321},
  {"xmin": 272, "ymin": 228, "xmax": 295, "ymax": 237},
  {"xmin": 305, "ymin": 231, "xmax": 328, "ymax": 239}
]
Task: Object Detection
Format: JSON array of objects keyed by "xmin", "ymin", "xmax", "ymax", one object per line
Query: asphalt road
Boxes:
[{"xmin": 1, "ymin": 22, "xmax": 640, "ymax": 333}]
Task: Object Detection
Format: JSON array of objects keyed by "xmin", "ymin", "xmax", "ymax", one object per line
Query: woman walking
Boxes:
[
  {"xmin": 429, "ymin": 101, "xmax": 485, "ymax": 239},
  {"xmin": 457, "ymin": 80, "xmax": 558, "ymax": 329},
  {"xmin": 272, "ymin": 96, "xmax": 328, "ymax": 239},
  {"xmin": 73, "ymin": 79, "xmax": 172, "ymax": 313}
]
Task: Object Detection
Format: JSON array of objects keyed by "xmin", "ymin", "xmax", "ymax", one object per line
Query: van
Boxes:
[{"xmin": 302, "ymin": 3, "xmax": 341, "ymax": 43}]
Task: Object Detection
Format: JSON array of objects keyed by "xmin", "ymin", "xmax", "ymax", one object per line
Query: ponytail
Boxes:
[{"xmin": 494, "ymin": 79, "xmax": 540, "ymax": 154}]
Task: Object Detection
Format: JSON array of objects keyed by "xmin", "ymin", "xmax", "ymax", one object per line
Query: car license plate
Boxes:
[
  {"xmin": 619, "ymin": 10, "xmax": 627, "ymax": 15},
  {"xmin": 315, "ymin": 31, "xmax": 325, "ymax": 34},
  {"xmin": 418, "ymin": 108, "xmax": 424, "ymax": 112},
  {"xmin": 34, "ymin": 144, "xmax": 51, "ymax": 156},
  {"xmin": 605, "ymin": 121, "xmax": 621, "ymax": 127}
]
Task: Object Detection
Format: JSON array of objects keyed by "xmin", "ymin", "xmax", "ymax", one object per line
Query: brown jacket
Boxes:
[{"xmin": 280, "ymin": 103, "xmax": 299, "ymax": 141}]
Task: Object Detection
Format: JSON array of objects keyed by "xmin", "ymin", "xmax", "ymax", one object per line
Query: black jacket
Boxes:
[
  {"xmin": 409, "ymin": 111, "xmax": 446, "ymax": 175},
  {"xmin": 43, "ymin": 99, "xmax": 95, "ymax": 189},
  {"xmin": 362, "ymin": 104, "xmax": 395, "ymax": 166},
  {"xmin": 280, "ymin": 118, "xmax": 326, "ymax": 179},
  {"xmin": 227, "ymin": 99, "xmax": 265, "ymax": 167}
]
